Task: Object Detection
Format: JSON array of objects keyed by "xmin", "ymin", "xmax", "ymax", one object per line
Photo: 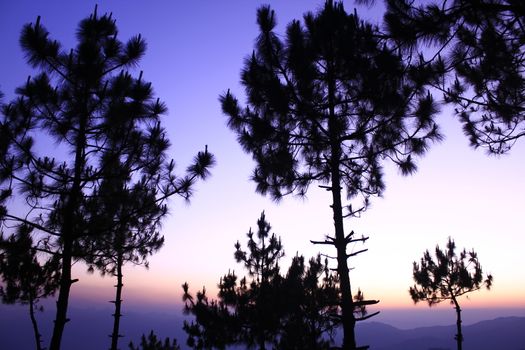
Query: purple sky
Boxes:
[{"xmin": 1, "ymin": 0, "xmax": 524, "ymax": 348}]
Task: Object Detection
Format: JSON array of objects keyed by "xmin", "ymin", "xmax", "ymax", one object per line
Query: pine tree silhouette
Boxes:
[
  {"xmin": 0, "ymin": 7, "xmax": 214, "ymax": 350},
  {"xmin": 409, "ymin": 237, "xmax": 493, "ymax": 350},
  {"xmin": 0, "ymin": 225, "xmax": 60, "ymax": 350},
  {"xmin": 128, "ymin": 330, "xmax": 181, "ymax": 350},
  {"xmin": 221, "ymin": 2, "xmax": 441, "ymax": 348},
  {"xmin": 182, "ymin": 212, "xmax": 340, "ymax": 350}
]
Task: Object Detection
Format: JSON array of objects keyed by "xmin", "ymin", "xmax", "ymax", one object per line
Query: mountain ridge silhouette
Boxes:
[
  {"xmin": 356, "ymin": 316, "xmax": 525, "ymax": 350},
  {"xmin": 1, "ymin": 304, "xmax": 523, "ymax": 349}
]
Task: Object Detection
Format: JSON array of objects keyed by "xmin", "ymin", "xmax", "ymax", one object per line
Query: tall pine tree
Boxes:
[
  {"xmin": 0, "ymin": 8, "xmax": 214, "ymax": 350},
  {"xmin": 221, "ymin": 2, "xmax": 441, "ymax": 348}
]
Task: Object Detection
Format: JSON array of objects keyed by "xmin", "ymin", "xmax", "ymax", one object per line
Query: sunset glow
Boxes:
[{"xmin": 1, "ymin": 1, "xmax": 524, "ymax": 349}]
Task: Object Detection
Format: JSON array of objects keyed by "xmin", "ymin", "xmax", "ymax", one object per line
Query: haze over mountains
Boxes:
[
  {"xmin": 2, "ymin": 303, "xmax": 524, "ymax": 350},
  {"xmin": 357, "ymin": 317, "xmax": 525, "ymax": 350}
]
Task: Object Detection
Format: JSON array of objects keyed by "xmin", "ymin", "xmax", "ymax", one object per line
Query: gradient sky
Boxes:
[{"xmin": 1, "ymin": 0, "xmax": 524, "ymax": 335}]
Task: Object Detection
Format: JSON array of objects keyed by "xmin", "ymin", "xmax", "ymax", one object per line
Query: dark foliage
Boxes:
[
  {"xmin": 410, "ymin": 237, "xmax": 493, "ymax": 350},
  {"xmin": 0, "ymin": 7, "xmax": 214, "ymax": 350},
  {"xmin": 0, "ymin": 225, "xmax": 60, "ymax": 350},
  {"xmin": 129, "ymin": 330, "xmax": 181, "ymax": 350},
  {"xmin": 278, "ymin": 254, "xmax": 340, "ymax": 350},
  {"xmin": 79, "ymin": 93, "xmax": 213, "ymax": 350},
  {"xmin": 221, "ymin": 2, "xmax": 441, "ymax": 348},
  {"xmin": 383, "ymin": 0, "xmax": 525, "ymax": 153},
  {"xmin": 182, "ymin": 212, "xmax": 340, "ymax": 350}
]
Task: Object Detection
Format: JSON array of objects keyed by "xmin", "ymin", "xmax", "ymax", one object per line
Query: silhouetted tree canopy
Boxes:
[
  {"xmin": 221, "ymin": 2, "xmax": 440, "ymax": 348},
  {"xmin": 80, "ymin": 140, "xmax": 167, "ymax": 350},
  {"xmin": 382, "ymin": 0, "xmax": 525, "ymax": 154},
  {"xmin": 0, "ymin": 224, "xmax": 60, "ymax": 350},
  {"xmin": 182, "ymin": 212, "xmax": 340, "ymax": 350},
  {"xmin": 79, "ymin": 105, "xmax": 212, "ymax": 350},
  {"xmin": 410, "ymin": 237, "xmax": 493, "ymax": 350},
  {"xmin": 0, "ymin": 7, "xmax": 214, "ymax": 350},
  {"xmin": 129, "ymin": 331, "xmax": 181, "ymax": 350},
  {"xmin": 278, "ymin": 254, "xmax": 340, "ymax": 350}
]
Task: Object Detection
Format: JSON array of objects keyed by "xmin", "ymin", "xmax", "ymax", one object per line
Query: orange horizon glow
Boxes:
[{"xmin": 70, "ymin": 265, "xmax": 524, "ymax": 312}]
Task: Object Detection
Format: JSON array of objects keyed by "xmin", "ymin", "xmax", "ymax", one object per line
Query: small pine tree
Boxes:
[
  {"xmin": 182, "ymin": 212, "xmax": 341, "ymax": 350},
  {"xmin": 278, "ymin": 254, "xmax": 340, "ymax": 349},
  {"xmin": 0, "ymin": 225, "xmax": 60, "ymax": 350},
  {"xmin": 409, "ymin": 237, "xmax": 493, "ymax": 350},
  {"xmin": 129, "ymin": 331, "xmax": 181, "ymax": 350}
]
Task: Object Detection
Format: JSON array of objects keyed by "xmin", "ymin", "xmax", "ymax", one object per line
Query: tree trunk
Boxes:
[
  {"xmin": 327, "ymin": 59, "xmax": 357, "ymax": 350},
  {"xmin": 453, "ymin": 298, "xmax": 463, "ymax": 350},
  {"xmin": 28, "ymin": 295, "xmax": 43, "ymax": 350},
  {"xmin": 49, "ymin": 231, "xmax": 74, "ymax": 350},
  {"xmin": 110, "ymin": 251, "xmax": 124, "ymax": 350},
  {"xmin": 256, "ymin": 285, "xmax": 266, "ymax": 350},
  {"xmin": 330, "ymin": 166, "xmax": 357, "ymax": 350},
  {"xmin": 49, "ymin": 106, "xmax": 87, "ymax": 350},
  {"xmin": 329, "ymin": 131, "xmax": 357, "ymax": 349}
]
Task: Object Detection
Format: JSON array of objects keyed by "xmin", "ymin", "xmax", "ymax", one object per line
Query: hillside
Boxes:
[
  {"xmin": 357, "ymin": 317, "xmax": 525, "ymax": 350},
  {"xmin": 1, "ymin": 304, "xmax": 524, "ymax": 349}
]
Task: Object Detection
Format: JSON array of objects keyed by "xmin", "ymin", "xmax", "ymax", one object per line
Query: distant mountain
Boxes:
[
  {"xmin": 356, "ymin": 317, "xmax": 525, "ymax": 350},
  {"xmin": 1, "ymin": 303, "xmax": 524, "ymax": 350},
  {"xmin": 0, "ymin": 304, "xmax": 188, "ymax": 350}
]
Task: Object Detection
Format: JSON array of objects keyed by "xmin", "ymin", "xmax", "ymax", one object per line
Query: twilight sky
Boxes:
[{"xmin": 1, "ymin": 0, "xmax": 524, "ymax": 337}]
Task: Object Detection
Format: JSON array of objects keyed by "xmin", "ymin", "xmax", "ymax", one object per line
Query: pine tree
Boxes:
[
  {"xmin": 0, "ymin": 225, "xmax": 60, "ymax": 350},
  {"xmin": 382, "ymin": 0, "xmax": 525, "ymax": 153},
  {"xmin": 278, "ymin": 254, "xmax": 340, "ymax": 350},
  {"xmin": 129, "ymin": 331, "xmax": 181, "ymax": 350},
  {"xmin": 182, "ymin": 212, "xmax": 340, "ymax": 350},
  {"xmin": 233, "ymin": 212, "xmax": 285, "ymax": 349},
  {"xmin": 80, "ymin": 119, "xmax": 212, "ymax": 350},
  {"xmin": 0, "ymin": 8, "xmax": 214, "ymax": 350},
  {"xmin": 182, "ymin": 282, "xmax": 239, "ymax": 350},
  {"xmin": 220, "ymin": 2, "xmax": 441, "ymax": 348},
  {"xmin": 410, "ymin": 237, "xmax": 493, "ymax": 350},
  {"xmin": 183, "ymin": 212, "xmax": 285, "ymax": 350}
]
